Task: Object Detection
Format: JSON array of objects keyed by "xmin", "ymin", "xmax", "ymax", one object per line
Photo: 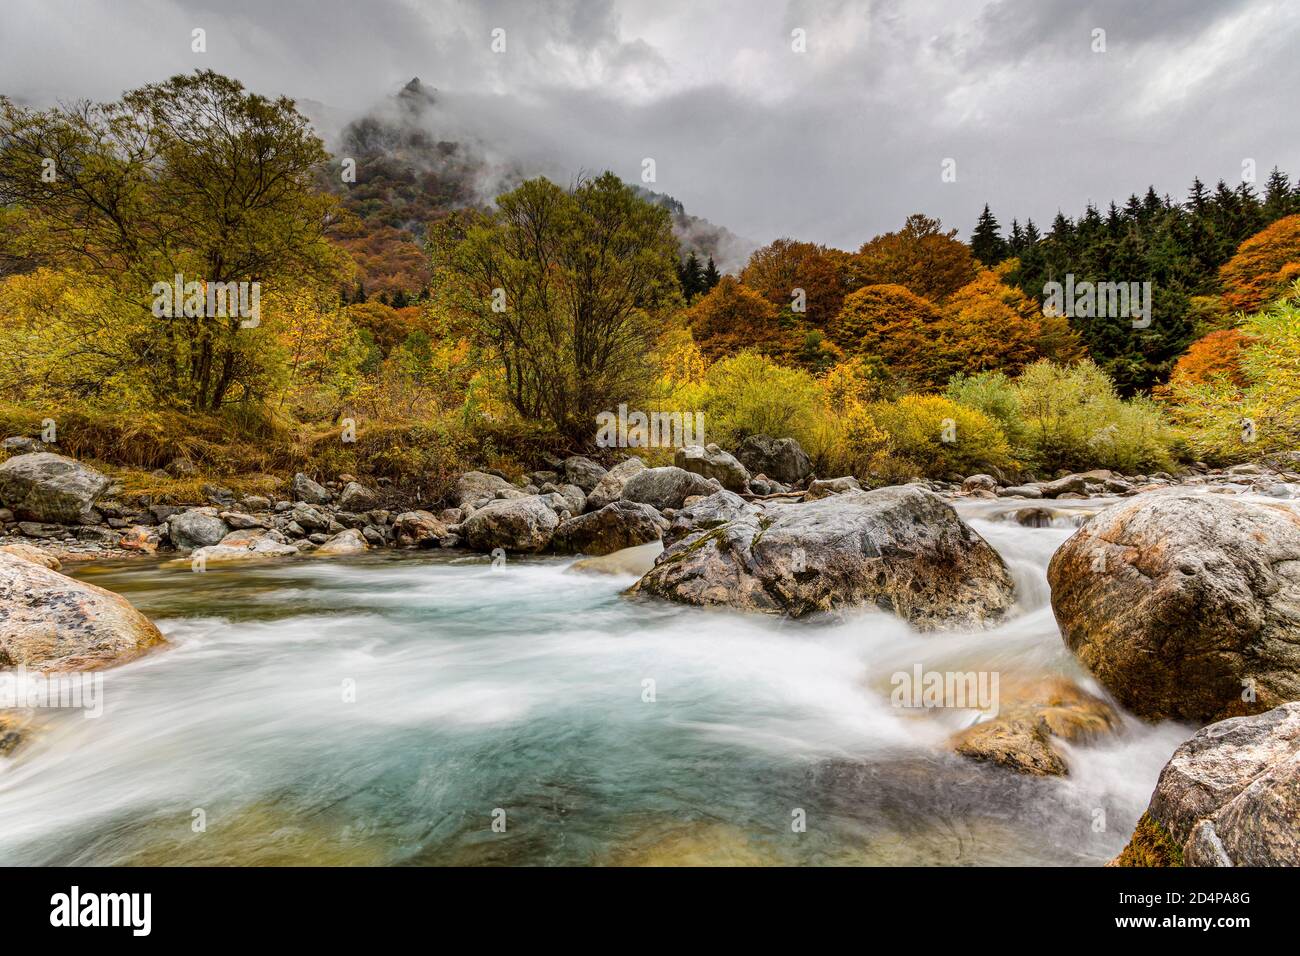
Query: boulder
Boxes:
[
  {"xmin": 1115, "ymin": 703, "xmax": 1300, "ymax": 866},
  {"xmin": 0, "ymin": 452, "xmax": 110, "ymax": 524},
  {"xmin": 552, "ymin": 501, "xmax": 669, "ymax": 555},
  {"xmin": 539, "ymin": 482, "xmax": 586, "ymax": 517},
  {"xmin": 585, "ymin": 457, "xmax": 647, "ymax": 511},
  {"xmin": 337, "ymin": 481, "xmax": 378, "ymax": 511},
  {"xmin": 630, "ymin": 486, "xmax": 1015, "ymax": 629},
  {"xmin": 289, "ymin": 504, "xmax": 330, "ymax": 533},
  {"xmin": 1039, "ymin": 469, "xmax": 1116, "ymax": 498},
  {"xmin": 461, "ymin": 495, "xmax": 559, "ymax": 553},
  {"xmin": 290, "ymin": 472, "xmax": 331, "ymax": 505},
  {"xmin": 166, "ymin": 508, "xmax": 230, "ymax": 551},
  {"xmin": 804, "ymin": 476, "xmax": 862, "ymax": 500},
  {"xmin": 734, "ymin": 435, "xmax": 813, "ymax": 485},
  {"xmin": 568, "ymin": 541, "xmax": 663, "ymax": 577},
  {"xmin": 0, "ymin": 542, "xmax": 61, "ymax": 570},
  {"xmin": 619, "ymin": 466, "xmax": 722, "ymax": 511},
  {"xmin": 562, "ymin": 456, "xmax": 608, "ymax": 494},
  {"xmin": 314, "ymin": 528, "xmax": 369, "ymax": 556},
  {"xmin": 453, "ymin": 471, "xmax": 523, "ymax": 507},
  {"xmin": 961, "ymin": 474, "xmax": 997, "ymax": 493},
  {"xmin": 191, "ymin": 529, "xmax": 298, "ymax": 565},
  {"xmin": 1047, "ymin": 493, "xmax": 1300, "ymax": 723},
  {"xmin": 392, "ymin": 511, "xmax": 448, "ymax": 548},
  {"xmin": 664, "ymin": 490, "xmax": 762, "ymax": 546},
  {"xmin": 998, "ymin": 484, "xmax": 1043, "ymax": 499},
  {"xmin": 0, "ymin": 552, "xmax": 167, "ymax": 670},
  {"xmin": 674, "ymin": 444, "xmax": 750, "ymax": 492}
]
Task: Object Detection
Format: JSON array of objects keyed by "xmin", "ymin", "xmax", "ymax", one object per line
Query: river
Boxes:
[{"xmin": 0, "ymin": 494, "xmax": 1204, "ymax": 865}]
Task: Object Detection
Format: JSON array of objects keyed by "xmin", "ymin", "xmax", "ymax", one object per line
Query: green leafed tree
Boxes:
[{"xmin": 430, "ymin": 172, "xmax": 682, "ymax": 441}]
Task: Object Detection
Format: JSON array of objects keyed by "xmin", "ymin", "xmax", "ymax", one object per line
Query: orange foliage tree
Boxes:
[
  {"xmin": 1166, "ymin": 328, "xmax": 1252, "ymax": 389},
  {"xmin": 1219, "ymin": 214, "xmax": 1300, "ymax": 312},
  {"xmin": 852, "ymin": 214, "xmax": 979, "ymax": 302},
  {"xmin": 685, "ymin": 275, "xmax": 792, "ymax": 361},
  {"xmin": 739, "ymin": 239, "xmax": 853, "ymax": 328}
]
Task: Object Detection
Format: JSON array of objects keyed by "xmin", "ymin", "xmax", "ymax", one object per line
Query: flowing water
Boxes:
[{"xmin": 0, "ymin": 494, "xmax": 1217, "ymax": 866}]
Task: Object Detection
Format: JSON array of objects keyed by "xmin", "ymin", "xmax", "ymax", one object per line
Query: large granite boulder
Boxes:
[
  {"xmin": 454, "ymin": 470, "xmax": 527, "ymax": 508},
  {"xmin": 1048, "ymin": 493, "xmax": 1300, "ymax": 723},
  {"xmin": 734, "ymin": 435, "xmax": 813, "ymax": 485},
  {"xmin": 1115, "ymin": 703, "xmax": 1300, "ymax": 866},
  {"xmin": 674, "ymin": 444, "xmax": 750, "ymax": 492},
  {"xmin": 0, "ymin": 452, "xmax": 110, "ymax": 524},
  {"xmin": 552, "ymin": 501, "xmax": 669, "ymax": 556},
  {"xmin": 630, "ymin": 485, "xmax": 1015, "ymax": 629},
  {"xmin": 586, "ymin": 457, "xmax": 647, "ymax": 511},
  {"xmin": 619, "ymin": 466, "xmax": 722, "ymax": 512},
  {"xmin": 0, "ymin": 552, "xmax": 167, "ymax": 670},
  {"xmin": 461, "ymin": 495, "xmax": 559, "ymax": 553}
]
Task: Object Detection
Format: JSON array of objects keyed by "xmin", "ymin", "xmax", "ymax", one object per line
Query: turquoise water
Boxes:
[{"xmin": 0, "ymin": 502, "xmax": 1195, "ymax": 865}]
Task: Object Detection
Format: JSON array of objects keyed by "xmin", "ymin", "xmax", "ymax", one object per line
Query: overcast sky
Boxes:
[{"xmin": 3, "ymin": 0, "xmax": 1297, "ymax": 252}]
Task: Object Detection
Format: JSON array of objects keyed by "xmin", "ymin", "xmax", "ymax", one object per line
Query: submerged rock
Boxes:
[
  {"xmin": 630, "ymin": 485, "xmax": 1015, "ymax": 629},
  {"xmin": 568, "ymin": 541, "xmax": 663, "ymax": 577},
  {"xmin": 0, "ymin": 552, "xmax": 167, "ymax": 670},
  {"xmin": 0, "ymin": 452, "xmax": 110, "ymax": 524},
  {"xmin": 952, "ymin": 677, "xmax": 1120, "ymax": 776},
  {"xmin": 1116, "ymin": 702, "xmax": 1300, "ymax": 866},
  {"xmin": 1048, "ymin": 493, "xmax": 1300, "ymax": 723}
]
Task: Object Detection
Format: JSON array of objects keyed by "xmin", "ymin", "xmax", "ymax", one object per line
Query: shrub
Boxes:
[
  {"xmin": 868, "ymin": 395, "xmax": 1015, "ymax": 479},
  {"xmin": 695, "ymin": 351, "xmax": 823, "ymax": 451},
  {"xmin": 1013, "ymin": 359, "xmax": 1174, "ymax": 473},
  {"xmin": 945, "ymin": 371, "xmax": 1025, "ymax": 447}
]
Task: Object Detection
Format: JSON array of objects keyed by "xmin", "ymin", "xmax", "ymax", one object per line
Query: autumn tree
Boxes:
[
  {"xmin": 0, "ymin": 70, "xmax": 347, "ymax": 411},
  {"xmin": 740, "ymin": 238, "xmax": 853, "ymax": 329},
  {"xmin": 431, "ymin": 173, "xmax": 681, "ymax": 441},
  {"xmin": 1219, "ymin": 214, "xmax": 1300, "ymax": 312},
  {"xmin": 684, "ymin": 275, "xmax": 788, "ymax": 361},
  {"xmin": 826, "ymin": 283, "xmax": 951, "ymax": 390},
  {"xmin": 1166, "ymin": 328, "xmax": 1251, "ymax": 389},
  {"xmin": 852, "ymin": 214, "xmax": 979, "ymax": 302}
]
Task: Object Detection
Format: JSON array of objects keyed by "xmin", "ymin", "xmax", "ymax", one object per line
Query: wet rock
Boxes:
[
  {"xmin": 191, "ymin": 529, "xmax": 298, "ymax": 565},
  {"xmin": 674, "ymin": 444, "xmax": 750, "ymax": 493},
  {"xmin": 314, "ymin": 528, "xmax": 369, "ymax": 555},
  {"xmin": 586, "ymin": 457, "xmax": 647, "ymax": 511},
  {"xmin": 0, "ymin": 542, "xmax": 61, "ymax": 570},
  {"xmin": 552, "ymin": 501, "xmax": 669, "ymax": 555},
  {"xmin": 461, "ymin": 495, "xmax": 559, "ymax": 553},
  {"xmin": 998, "ymin": 484, "xmax": 1043, "ymax": 499},
  {"xmin": 631, "ymin": 485, "xmax": 1015, "ymax": 629},
  {"xmin": 0, "ymin": 452, "xmax": 111, "ymax": 524},
  {"xmin": 392, "ymin": 510, "xmax": 447, "ymax": 548},
  {"xmin": 734, "ymin": 435, "xmax": 813, "ymax": 485},
  {"xmin": 0, "ymin": 552, "xmax": 167, "ymax": 670},
  {"xmin": 952, "ymin": 677, "xmax": 1120, "ymax": 776},
  {"xmin": 1117, "ymin": 703, "xmax": 1300, "ymax": 866},
  {"xmin": 567, "ymin": 541, "xmax": 663, "ymax": 576},
  {"xmin": 1048, "ymin": 493, "xmax": 1300, "ymax": 723},
  {"xmin": 166, "ymin": 508, "xmax": 230, "ymax": 551},
  {"xmin": 1039, "ymin": 469, "xmax": 1116, "ymax": 498},
  {"xmin": 620, "ymin": 466, "xmax": 721, "ymax": 512},
  {"xmin": 290, "ymin": 472, "xmax": 331, "ymax": 505},
  {"xmin": 118, "ymin": 526, "xmax": 160, "ymax": 554}
]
